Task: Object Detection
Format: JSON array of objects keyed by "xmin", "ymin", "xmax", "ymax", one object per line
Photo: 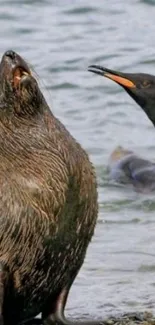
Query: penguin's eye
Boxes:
[{"xmin": 141, "ymin": 80, "xmax": 151, "ymax": 88}]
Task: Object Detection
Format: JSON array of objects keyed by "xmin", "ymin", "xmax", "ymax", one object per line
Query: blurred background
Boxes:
[{"xmin": 2, "ymin": 0, "xmax": 155, "ymax": 320}]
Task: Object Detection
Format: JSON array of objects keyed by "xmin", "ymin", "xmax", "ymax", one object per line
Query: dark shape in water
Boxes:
[
  {"xmin": 0, "ymin": 50, "xmax": 100, "ymax": 325},
  {"xmin": 108, "ymin": 146, "xmax": 155, "ymax": 192},
  {"xmin": 88, "ymin": 64, "xmax": 155, "ymax": 191}
]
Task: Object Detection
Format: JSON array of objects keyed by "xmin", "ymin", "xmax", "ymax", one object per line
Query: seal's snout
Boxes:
[
  {"xmin": 3, "ymin": 50, "xmax": 22, "ymax": 68},
  {"xmin": 3, "ymin": 50, "xmax": 26, "ymax": 68},
  {"xmin": 6, "ymin": 50, "xmax": 30, "ymax": 73},
  {"xmin": 5, "ymin": 50, "xmax": 16, "ymax": 61},
  {"xmin": 1, "ymin": 50, "xmax": 32, "ymax": 90}
]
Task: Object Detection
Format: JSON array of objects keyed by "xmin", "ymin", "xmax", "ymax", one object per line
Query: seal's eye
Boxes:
[
  {"xmin": 13, "ymin": 67, "xmax": 31, "ymax": 89},
  {"xmin": 141, "ymin": 80, "xmax": 151, "ymax": 88}
]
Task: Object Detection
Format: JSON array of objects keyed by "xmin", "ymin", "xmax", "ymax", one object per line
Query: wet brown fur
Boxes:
[{"xmin": 0, "ymin": 52, "xmax": 98, "ymax": 324}]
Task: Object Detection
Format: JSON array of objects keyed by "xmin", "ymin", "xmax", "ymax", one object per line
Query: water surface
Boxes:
[{"xmin": 1, "ymin": 0, "xmax": 155, "ymax": 319}]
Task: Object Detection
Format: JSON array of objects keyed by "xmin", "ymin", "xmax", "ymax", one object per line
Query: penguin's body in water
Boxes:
[{"xmin": 108, "ymin": 146, "xmax": 155, "ymax": 191}]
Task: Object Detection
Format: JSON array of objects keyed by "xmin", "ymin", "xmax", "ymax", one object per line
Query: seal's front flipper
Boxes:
[
  {"xmin": 42, "ymin": 286, "xmax": 104, "ymax": 325},
  {"xmin": 42, "ymin": 286, "xmax": 69, "ymax": 325}
]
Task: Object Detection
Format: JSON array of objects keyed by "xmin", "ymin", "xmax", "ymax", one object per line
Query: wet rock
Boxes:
[
  {"xmin": 31, "ymin": 312, "xmax": 155, "ymax": 325},
  {"xmin": 103, "ymin": 312, "xmax": 155, "ymax": 325}
]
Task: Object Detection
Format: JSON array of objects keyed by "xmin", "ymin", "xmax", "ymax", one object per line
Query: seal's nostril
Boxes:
[{"xmin": 5, "ymin": 50, "xmax": 16, "ymax": 60}]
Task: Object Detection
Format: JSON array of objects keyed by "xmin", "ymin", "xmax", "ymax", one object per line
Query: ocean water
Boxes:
[{"xmin": 1, "ymin": 0, "xmax": 155, "ymax": 320}]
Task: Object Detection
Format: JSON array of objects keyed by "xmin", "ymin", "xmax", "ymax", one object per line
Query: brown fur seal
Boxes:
[
  {"xmin": 108, "ymin": 146, "xmax": 155, "ymax": 192},
  {"xmin": 0, "ymin": 50, "xmax": 99, "ymax": 325}
]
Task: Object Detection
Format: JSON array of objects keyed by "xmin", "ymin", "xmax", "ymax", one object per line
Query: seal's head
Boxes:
[{"xmin": 0, "ymin": 50, "xmax": 46, "ymax": 117}]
